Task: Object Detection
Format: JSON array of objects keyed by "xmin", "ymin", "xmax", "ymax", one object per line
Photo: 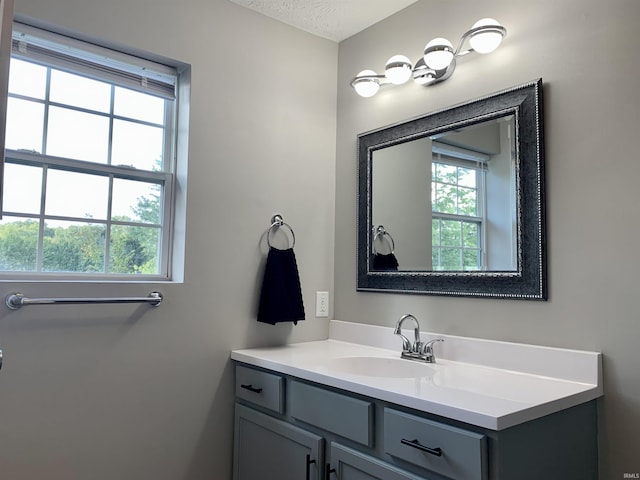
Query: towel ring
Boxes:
[
  {"xmin": 372, "ymin": 225, "xmax": 395, "ymax": 254},
  {"xmin": 266, "ymin": 214, "xmax": 296, "ymax": 249}
]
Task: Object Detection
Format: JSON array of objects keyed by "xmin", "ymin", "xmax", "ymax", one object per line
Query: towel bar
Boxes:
[{"xmin": 5, "ymin": 292, "xmax": 163, "ymax": 310}]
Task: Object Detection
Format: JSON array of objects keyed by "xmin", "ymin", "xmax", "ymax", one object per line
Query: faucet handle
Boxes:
[
  {"xmin": 395, "ymin": 331, "xmax": 413, "ymax": 352},
  {"xmin": 421, "ymin": 338, "xmax": 444, "ymax": 363}
]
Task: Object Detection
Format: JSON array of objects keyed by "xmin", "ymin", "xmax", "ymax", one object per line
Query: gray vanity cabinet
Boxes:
[
  {"xmin": 233, "ymin": 363, "xmax": 598, "ymax": 480},
  {"xmin": 233, "ymin": 363, "xmax": 478, "ymax": 480}
]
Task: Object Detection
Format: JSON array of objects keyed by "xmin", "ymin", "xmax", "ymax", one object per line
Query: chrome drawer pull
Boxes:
[
  {"xmin": 240, "ymin": 384, "xmax": 263, "ymax": 394},
  {"xmin": 401, "ymin": 438, "xmax": 443, "ymax": 457}
]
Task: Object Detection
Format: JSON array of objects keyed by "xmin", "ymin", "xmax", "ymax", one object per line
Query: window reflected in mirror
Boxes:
[{"xmin": 371, "ymin": 116, "xmax": 517, "ymax": 272}]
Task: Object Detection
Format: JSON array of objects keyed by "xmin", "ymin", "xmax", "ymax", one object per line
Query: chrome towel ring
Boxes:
[
  {"xmin": 266, "ymin": 214, "xmax": 296, "ymax": 249},
  {"xmin": 372, "ymin": 225, "xmax": 395, "ymax": 254}
]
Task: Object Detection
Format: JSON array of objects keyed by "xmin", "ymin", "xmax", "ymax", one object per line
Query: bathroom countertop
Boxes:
[{"xmin": 231, "ymin": 321, "xmax": 603, "ymax": 430}]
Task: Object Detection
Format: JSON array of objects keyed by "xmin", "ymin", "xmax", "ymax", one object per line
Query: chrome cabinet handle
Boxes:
[
  {"xmin": 401, "ymin": 438, "xmax": 442, "ymax": 457},
  {"xmin": 0, "ymin": 349, "xmax": 3, "ymax": 370}
]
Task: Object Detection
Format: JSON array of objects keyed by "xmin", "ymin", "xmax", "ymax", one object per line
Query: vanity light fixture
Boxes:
[{"xmin": 351, "ymin": 18, "xmax": 506, "ymax": 97}]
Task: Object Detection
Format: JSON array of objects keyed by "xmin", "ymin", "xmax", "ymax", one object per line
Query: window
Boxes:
[
  {"xmin": 1, "ymin": 22, "xmax": 187, "ymax": 280},
  {"xmin": 431, "ymin": 153, "xmax": 485, "ymax": 271}
]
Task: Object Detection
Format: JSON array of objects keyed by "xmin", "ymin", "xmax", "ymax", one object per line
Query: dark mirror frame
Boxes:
[{"xmin": 357, "ymin": 79, "xmax": 546, "ymax": 299}]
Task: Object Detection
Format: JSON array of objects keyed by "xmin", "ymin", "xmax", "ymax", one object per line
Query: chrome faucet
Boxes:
[
  {"xmin": 394, "ymin": 314, "xmax": 444, "ymax": 363},
  {"xmin": 394, "ymin": 314, "xmax": 422, "ymax": 354}
]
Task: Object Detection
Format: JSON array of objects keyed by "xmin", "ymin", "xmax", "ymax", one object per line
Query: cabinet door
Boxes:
[
  {"xmin": 329, "ymin": 443, "xmax": 426, "ymax": 480},
  {"xmin": 234, "ymin": 403, "xmax": 324, "ymax": 480}
]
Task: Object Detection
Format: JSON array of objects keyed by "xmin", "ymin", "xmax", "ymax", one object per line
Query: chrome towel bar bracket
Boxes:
[
  {"xmin": 5, "ymin": 291, "xmax": 163, "ymax": 310},
  {"xmin": 266, "ymin": 214, "xmax": 296, "ymax": 249}
]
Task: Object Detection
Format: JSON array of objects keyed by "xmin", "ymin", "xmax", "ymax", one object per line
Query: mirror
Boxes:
[{"xmin": 357, "ymin": 79, "xmax": 546, "ymax": 299}]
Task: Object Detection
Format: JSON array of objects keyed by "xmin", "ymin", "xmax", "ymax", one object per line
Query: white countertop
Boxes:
[{"xmin": 231, "ymin": 321, "xmax": 602, "ymax": 430}]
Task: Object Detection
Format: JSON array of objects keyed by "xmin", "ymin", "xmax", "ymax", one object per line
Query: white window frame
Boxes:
[
  {"xmin": 1, "ymin": 20, "xmax": 188, "ymax": 282},
  {"xmin": 431, "ymin": 145, "xmax": 488, "ymax": 271}
]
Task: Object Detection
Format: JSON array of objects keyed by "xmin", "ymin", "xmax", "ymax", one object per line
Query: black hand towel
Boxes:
[
  {"xmin": 372, "ymin": 252, "xmax": 399, "ymax": 271},
  {"xmin": 258, "ymin": 247, "xmax": 305, "ymax": 325}
]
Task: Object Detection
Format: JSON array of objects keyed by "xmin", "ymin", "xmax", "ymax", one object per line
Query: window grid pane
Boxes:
[
  {"xmin": 3, "ymin": 158, "xmax": 166, "ymax": 276},
  {"xmin": 3, "ymin": 163, "xmax": 43, "ymax": 214},
  {"xmin": 2, "ymin": 50, "xmax": 175, "ymax": 278},
  {"xmin": 49, "ymin": 69, "xmax": 112, "ymax": 113},
  {"xmin": 432, "ymin": 218, "xmax": 482, "ymax": 271},
  {"xmin": 42, "ymin": 220, "xmax": 106, "ymax": 273},
  {"xmin": 5, "ymin": 97, "xmax": 45, "ymax": 152},
  {"xmin": 433, "ymin": 164, "xmax": 479, "ymax": 216},
  {"xmin": 0, "ymin": 217, "xmax": 40, "ymax": 272},
  {"xmin": 114, "ymin": 86, "xmax": 165, "ymax": 124},
  {"xmin": 8, "ymin": 58, "xmax": 47, "ymax": 99},
  {"xmin": 111, "ymin": 119, "xmax": 164, "ymax": 170},
  {"xmin": 109, "ymin": 225, "xmax": 161, "ymax": 274},
  {"xmin": 432, "ymin": 160, "xmax": 483, "ymax": 271},
  {"xmin": 45, "ymin": 169, "xmax": 110, "ymax": 219}
]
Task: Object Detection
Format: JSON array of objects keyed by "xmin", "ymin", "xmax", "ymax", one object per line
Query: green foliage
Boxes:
[
  {"xmin": 132, "ymin": 184, "xmax": 161, "ymax": 224},
  {"xmin": 431, "ymin": 162, "xmax": 482, "ymax": 271},
  {"xmin": 0, "ymin": 190, "xmax": 161, "ymax": 275},
  {"xmin": 42, "ymin": 223, "xmax": 105, "ymax": 272},
  {"xmin": 0, "ymin": 220, "xmax": 38, "ymax": 271},
  {"xmin": 432, "ymin": 163, "xmax": 478, "ymax": 216},
  {"xmin": 109, "ymin": 225, "xmax": 159, "ymax": 274}
]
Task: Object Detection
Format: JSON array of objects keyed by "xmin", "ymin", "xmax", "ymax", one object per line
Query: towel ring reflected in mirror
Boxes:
[
  {"xmin": 372, "ymin": 225, "xmax": 395, "ymax": 254},
  {"xmin": 266, "ymin": 214, "xmax": 296, "ymax": 249}
]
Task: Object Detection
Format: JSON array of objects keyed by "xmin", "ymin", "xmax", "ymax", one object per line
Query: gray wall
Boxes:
[
  {"xmin": 0, "ymin": 0, "xmax": 336, "ymax": 478},
  {"xmin": 336, "ymin": 0, "xmax": 640, "ymax": 477},
  {"xmin": 372, "ymin": 138, "xmax": 431, "ymax": 269}
]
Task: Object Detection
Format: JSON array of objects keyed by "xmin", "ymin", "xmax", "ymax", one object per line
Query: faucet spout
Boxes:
[{"xmin": 394, "ymin": 314, "xmax": 421, "ymax": 353}]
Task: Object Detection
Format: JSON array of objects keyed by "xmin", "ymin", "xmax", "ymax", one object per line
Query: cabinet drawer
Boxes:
[
  {"xmin": 289, "ymin": 380, "xmax": 374, "ymax": 447},
  {"xmin": 384, "ymin": 408, "xmax": 487, "ymax": 480},
  {"xmin": 235, "ymin": 365, "xmax": 284, "ymax": 414}
]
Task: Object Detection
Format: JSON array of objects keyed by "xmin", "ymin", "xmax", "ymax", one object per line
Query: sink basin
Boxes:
[{"xmin": 322, "ymin": 356, "xmax": 436, "ymax": 378}]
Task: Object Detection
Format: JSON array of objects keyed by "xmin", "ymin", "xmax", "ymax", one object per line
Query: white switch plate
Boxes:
[{"xmin": 316, "ymin": 291, "xmax": 329, "ymax": 317}]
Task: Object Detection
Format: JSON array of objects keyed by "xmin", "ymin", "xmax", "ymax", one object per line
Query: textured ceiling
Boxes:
[{"xmin": 228, "ymin": 0, "xmax": 419, "ymax": 42}]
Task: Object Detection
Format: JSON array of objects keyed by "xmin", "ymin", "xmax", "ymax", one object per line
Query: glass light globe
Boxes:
[
  {"xmin": 424, "ymin": 38, "xmax": 454, "ymax": 70},
  {"xmin": 469, "ymin": 18, "xmax": 504, "ymax": 54},
  {"xmin": 353, "ymin": 70, "xmax": 380, "ymax": 97},
  {"xmin": 385, "ymin": 55, "xmax": 412, "ymax": 85}
]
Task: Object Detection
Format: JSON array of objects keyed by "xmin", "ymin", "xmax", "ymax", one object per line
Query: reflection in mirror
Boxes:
[
  {"xmin": 371, "ymin": 225, "xmax": 399, "ymax": 271},
  {"xmin": 358, "ymin": 80, "xmax": 546, "ymax": 299},
  {"xmin": 372, "ymin": 116, "xmax": 517, "ymax": 272}
]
